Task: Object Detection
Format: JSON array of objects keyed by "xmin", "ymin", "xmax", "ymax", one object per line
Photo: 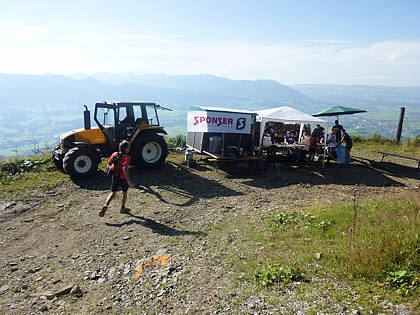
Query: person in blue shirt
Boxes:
[
  {"xmin": 264, "ymin": 122, "xmax": 277, "ymax": 144},
  {"xmin": 338, "ymin": 129, "xmax": 353, "ymax": 165},
  {"xmin": 284, "ymin": 131, "xmax": 295, "ymax": 144}
]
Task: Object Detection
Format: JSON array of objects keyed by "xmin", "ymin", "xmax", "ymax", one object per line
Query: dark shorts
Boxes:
[
  {"xmin": 309, "ymin": 147, "xmax": 316, "ymax": 153},
  {"xmin": 111, "ymin": 176, "xmax": 129, "ymax": 192}
]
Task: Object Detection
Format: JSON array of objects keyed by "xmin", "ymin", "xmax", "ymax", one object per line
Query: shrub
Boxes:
[
  {"xmin": 384, "ymin": 269, "xmax": 419, "ymax": 296},
  {"xmin": 370, "ymin": 133, "xmax": 382, "ymax": 143},
  {"xmin": 0, "ymin": 154, "xmax": 52, "ymax": 179},
  {"xmin": 167, "ymin": 134, "xmax": 186, "ymax": 148},
  {"xmin": 272, "ymin": 212, "xmax": 331, "ymax": 232},
  {"xmin": 352, "ymin": 134, "xmax": 363, "ymax": 143}
]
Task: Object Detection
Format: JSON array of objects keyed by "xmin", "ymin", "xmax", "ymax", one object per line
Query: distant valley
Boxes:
[{"xmin": 1, "ymin": 73, "xmax": 419, "ymax": 157}]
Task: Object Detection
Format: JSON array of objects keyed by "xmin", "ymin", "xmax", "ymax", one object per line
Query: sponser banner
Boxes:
[{"xmin": 187, "ymin": 111, "xmax": 252, "ymax": 134}]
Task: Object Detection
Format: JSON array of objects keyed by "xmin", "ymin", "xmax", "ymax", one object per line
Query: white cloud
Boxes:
[
  {"xmin": 118, "ymin": 33, "xmax": 187, "ymax": 44},
  {"xmin": 1, "ymin": 33, "xmax": 420, "ymax": 86},
  {"xmin": 15, "ymin": 26, "xmax": 48, "ymax": 39}
]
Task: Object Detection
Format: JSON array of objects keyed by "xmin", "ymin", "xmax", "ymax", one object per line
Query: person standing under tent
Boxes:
[
  {"xmin": 308, "ymin": 130, "xmax": 318, "ymax": 164},
  {"xmin": 264, "ymin": 122, "xmax": 277, "ymax": 144},
  {"xmin": 300, "ymin": 130, "xmax": 311, "ymax": 146},
  {"xmin": 314, "ymin": 124, "xmax": 324, "ymax": 141},
  {"xmin": 333, "ymin": 120, "xmax": 344, "ymax": 144},
  {"xmin": 338, "ymin": 129, "xmax": 353, "ymax": 165},
  {"xmin": 326, "ymin": 127, "xmax": 337, "ymax": 164}
]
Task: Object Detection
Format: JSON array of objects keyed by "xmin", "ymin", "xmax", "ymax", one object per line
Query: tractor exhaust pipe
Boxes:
[{"xmin": 84, "ymin": 105, "xmax": 91, "ymax": 130}]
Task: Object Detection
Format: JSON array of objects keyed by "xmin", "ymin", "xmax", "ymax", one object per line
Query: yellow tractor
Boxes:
[{"xmin": 52, "ymin": 101, "xmax": 171, "ymax": 178}]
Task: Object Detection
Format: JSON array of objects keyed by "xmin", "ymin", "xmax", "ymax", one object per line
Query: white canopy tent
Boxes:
[
  {"xmin": 255, "ymin": 106, "xmax": 328, "ymax": 164},
  {"xmin": 256, "ymin": 106, "xmax": 328, "ymax": 146}
]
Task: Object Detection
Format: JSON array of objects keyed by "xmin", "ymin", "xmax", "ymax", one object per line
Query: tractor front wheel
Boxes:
[
  {"xmin": 63, "ymin": 146, "xmax": 98, "ymax": 178},
  {"xmin": 52, "ymin": 145, "xmax": 64, "ymax": 172},
  {"xmin": 132, "ymin": 134, "xmax": 167, "ymax": 169}
]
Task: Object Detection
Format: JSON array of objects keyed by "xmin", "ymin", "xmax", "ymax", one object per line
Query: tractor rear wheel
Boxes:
[
  {"xmin": 132, "ymin": 134, "xmax": 167, "ymax": 169},
  {"xmin": 63, "ymin": 146, "xmax": 99, "ymax": 178}
]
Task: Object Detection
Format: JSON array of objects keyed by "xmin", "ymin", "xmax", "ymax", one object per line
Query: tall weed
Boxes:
[{"xmin": 265, "ymin": 196, "xmax": 419, "ymax": 294}]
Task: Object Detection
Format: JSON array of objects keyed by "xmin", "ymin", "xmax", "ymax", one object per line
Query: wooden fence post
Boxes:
[{"xmin": 396, "ymin": 107, "xmax": 405, "ymax": 143}]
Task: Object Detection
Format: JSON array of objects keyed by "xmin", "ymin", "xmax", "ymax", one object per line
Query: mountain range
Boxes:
[{"xmin": 1, "ymin": 72, "xmax": 419, "ymax": 157}]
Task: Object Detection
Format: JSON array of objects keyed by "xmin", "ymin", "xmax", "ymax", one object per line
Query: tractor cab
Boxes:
[{"xmin": 94, "ymin": 101, "xmax": 162, "ymax": 153}]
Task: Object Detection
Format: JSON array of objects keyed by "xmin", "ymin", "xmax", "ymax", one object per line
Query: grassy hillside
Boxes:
[{"xmin": 1, "ymin": 73, "xmax": 419, "ymax": 157}]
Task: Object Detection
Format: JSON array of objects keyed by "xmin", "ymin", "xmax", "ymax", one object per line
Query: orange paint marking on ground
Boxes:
[{"xmin": 135, "ymin": 256, "xmax": 169, "ymax": 279}]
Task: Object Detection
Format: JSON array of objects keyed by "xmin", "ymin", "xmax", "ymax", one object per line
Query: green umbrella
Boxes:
[{"xmin": 312, "ymin": 106, "xmax": 366, "ymax": 122}]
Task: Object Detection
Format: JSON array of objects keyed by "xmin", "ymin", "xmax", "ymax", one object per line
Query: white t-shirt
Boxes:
[{"xmin": 327, "ymin": 134, "xmax": 336, "ymax": 148}]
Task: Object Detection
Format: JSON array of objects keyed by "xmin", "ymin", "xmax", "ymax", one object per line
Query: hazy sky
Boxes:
[{"xmin": 1, "ymin": 0, "xmax": 420, "ymax": 86}]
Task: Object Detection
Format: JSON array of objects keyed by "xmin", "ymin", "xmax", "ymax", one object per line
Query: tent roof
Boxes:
[
  {"xmin": 256, "ymin": 106, "xmax": 327, "ymax": 125},
  {"xmin": 312, "ymin": 106, "xmax": 366, "ymax": 117},
  {"xmin": 189, "ymin": 106, "xmax": 255, "ymax": 115}
]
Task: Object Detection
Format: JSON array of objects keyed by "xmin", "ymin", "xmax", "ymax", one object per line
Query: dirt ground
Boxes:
[{"xmin": 1, "ymin": 149, "xmax": 419, "ymax": 314}]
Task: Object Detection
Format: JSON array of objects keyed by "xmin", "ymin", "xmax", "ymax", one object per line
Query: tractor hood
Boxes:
[{"xmin": 60, "ymin": 127, "xmax": 106, "ymax": 148}]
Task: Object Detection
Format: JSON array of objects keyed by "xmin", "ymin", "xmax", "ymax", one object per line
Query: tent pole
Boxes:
[
  {"xmin": 322, "ymin": 123, "xmax": 327, "ymax": 168},
  {"xmin": 298, "ymin": 123, "xmax": 303, "ymax": 143}
]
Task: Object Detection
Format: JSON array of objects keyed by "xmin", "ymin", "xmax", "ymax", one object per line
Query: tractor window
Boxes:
[
  {"xmin": 146, "ymin": 106, "xmax": 159, "ymax": 126},
  {"xmin": 97, "ymin": 107, "xmax": 115, "ymax": 126},
  {"xmin": 119, "ymin": 106, "xmax": 128, "ymax": 122},
  {"xmin": 133, "ymin": 106, "xmax": 143, "ymax": 121}
]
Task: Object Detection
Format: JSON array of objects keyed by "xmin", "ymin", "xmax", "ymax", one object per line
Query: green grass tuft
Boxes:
[{"xmin": 254, "ymin": 264, "xmax": 306, "ymax": 287}]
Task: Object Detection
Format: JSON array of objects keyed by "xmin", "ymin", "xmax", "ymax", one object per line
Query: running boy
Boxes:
[{"xmin": 99, "ymin": 140, "xmax": 134, "ymax": 217}]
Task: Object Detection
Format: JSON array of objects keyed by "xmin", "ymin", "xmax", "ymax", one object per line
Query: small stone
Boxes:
[
  {"xmin": 39, "ymin": 292, "xmax": 55, "ymax": 300},
  {"xmin": 315, "ymin": 252, "xmax": 322, "ymax": 260},
  {"xmin": 54, "ymin": 284, "xmax": 74, "ymax": 297},
  {"xmin": 70, "ymin": 285, "xmax": 82, "ymax": 297},
  {"xmin": 40, "ymin": 304, "xmax": 49, "ymax": 312},
  {"xmin": 245, "ymin": 296, "xmax": 260, "ymax": 308},
  {"xmin": 10, "ymin": 267, "xmax": 19, "ymax": 272},
  {"xmin": 0, "ymin": 285, "xmax": 10, "ymax": 293},
  {"xmin": 89, "ymin": 273, "xmax": 99, "ymax": 280},
  {"xmin": 122, "ymin": 236, "xmax": 130, "ymax": 241},
  {"xmin": 123, "ymin": 266, "xmax": 130, "ymax": 275}
]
